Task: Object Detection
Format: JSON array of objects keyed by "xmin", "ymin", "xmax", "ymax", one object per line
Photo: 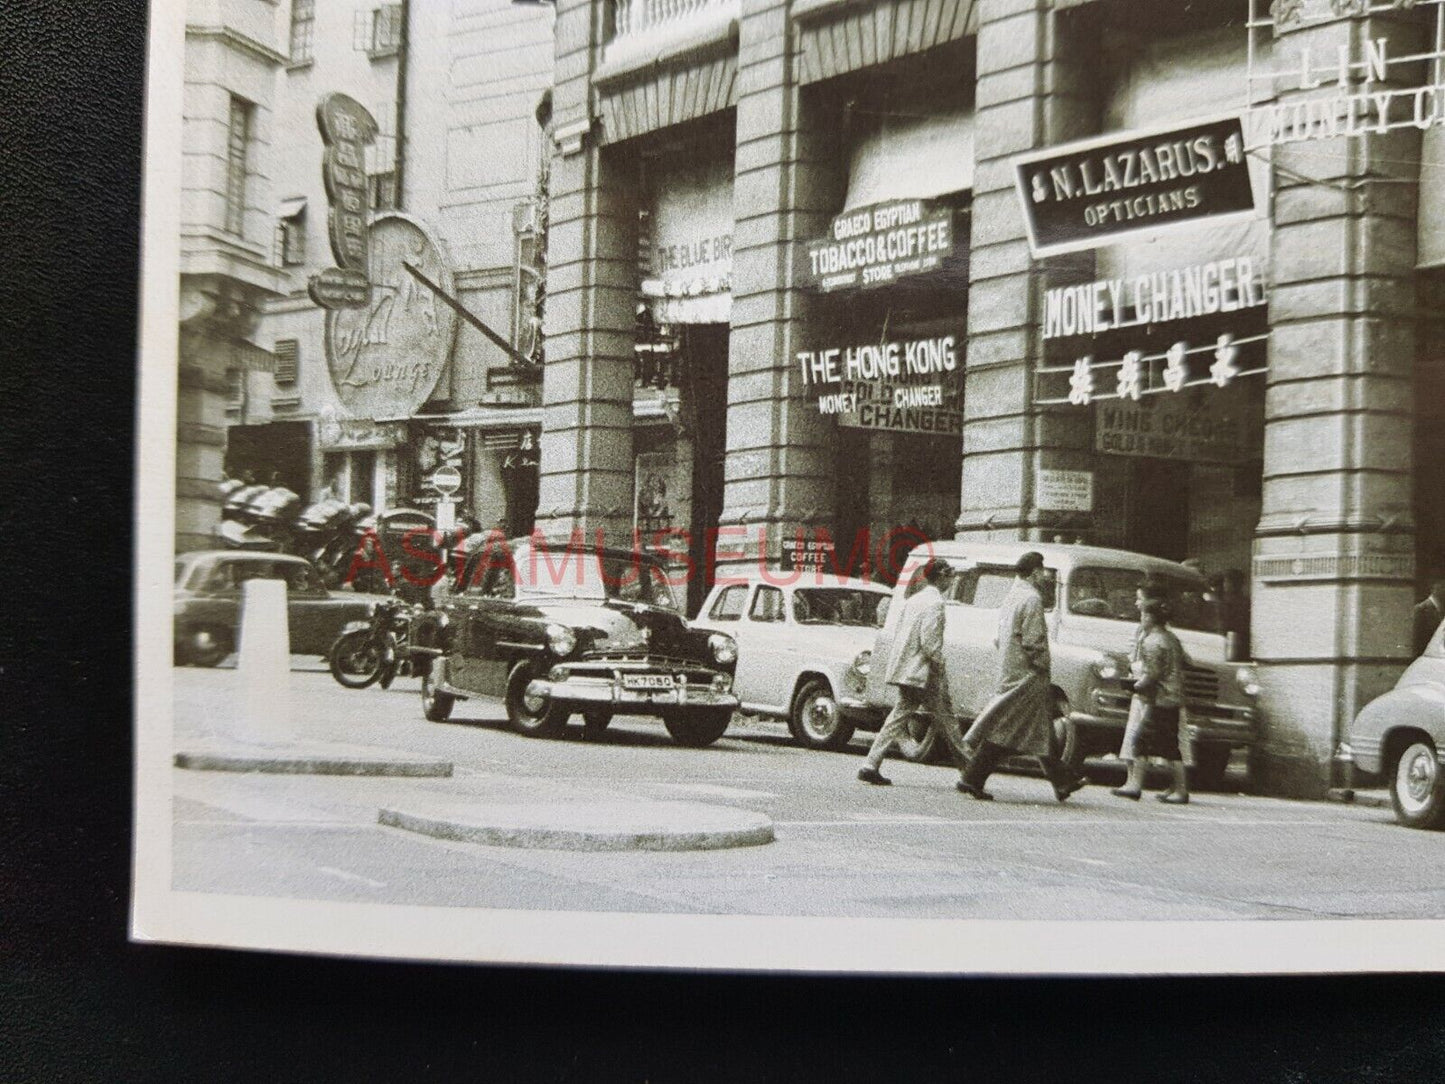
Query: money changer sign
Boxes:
[{"xmin": 797, "ymin": 335, "xmax": 963, "ymax": 436}]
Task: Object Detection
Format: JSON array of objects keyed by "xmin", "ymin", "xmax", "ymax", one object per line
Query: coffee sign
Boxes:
[
  {"xmin": 802, "ymin": 199, "xmax": 954, "ymax": 291},
  {"xmin": 325, "ymin": 215, "xmax": 458, "ymax": 420},
  {"xmin": 1013, "ymin": 117, "xmax": 1255, "ymax": 257}
]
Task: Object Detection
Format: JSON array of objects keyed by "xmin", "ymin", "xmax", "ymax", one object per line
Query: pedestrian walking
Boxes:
[
  {"xmin": 1413, "ymin": 578, "xmax": 1445, "ymax": 657},
  {"xmin": 1112, "ymin": 598, "xmax": 1190, "ymax": 804},
  {"xmin": 957, "ymin": 551, "xmax": 1087, "ymax": 802},
  {"xmin": 857, "ymin": 559, "xmax": 959, "ymax": 786}
]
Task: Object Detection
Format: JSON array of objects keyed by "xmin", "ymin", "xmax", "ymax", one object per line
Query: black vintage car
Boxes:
[{"xmin": 412, "ymin": 538, "xmax": 740, "ymax": 747}]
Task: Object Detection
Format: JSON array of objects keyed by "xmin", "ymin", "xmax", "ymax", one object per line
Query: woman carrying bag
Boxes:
[{"xmin": 1111, "ymin": 598, "xmax": 1190, "ymax": 805}]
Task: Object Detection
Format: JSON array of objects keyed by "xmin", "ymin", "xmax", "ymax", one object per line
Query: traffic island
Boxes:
[
  {"xmin": 174, "ymin": 741, "xmax": 453, "ymax": 777},
  {"xmin": 378, "ymin": 798, "xmax": 775, "ymax": 852}
]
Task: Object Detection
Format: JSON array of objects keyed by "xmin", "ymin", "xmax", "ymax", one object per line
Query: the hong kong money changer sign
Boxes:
[
  {"xmin": 797, "ymin": 334, "xmax": 963, "ymax": 436},
  {"xmin": 1013, "ymin": 116, "xmax": 1255, "ymax": 257},
  {"xmin": 325, "ymin": 214, "xmax": 458, "ymax": 420}
]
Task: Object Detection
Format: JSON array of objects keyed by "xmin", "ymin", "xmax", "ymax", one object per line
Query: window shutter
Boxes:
[{"xmin": 273, "ymin": 340, "xmax": 299, "ymax": 385}]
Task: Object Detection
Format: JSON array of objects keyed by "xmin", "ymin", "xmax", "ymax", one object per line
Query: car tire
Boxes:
[
  {"xmin": 421, "ymin": 672, "xmax": 455, "ymax": 723},
  {"xmin": 329, "ymin": 629, "xmax": 382, "ymax": 689},
  {"xmin": 1051, "ymin": 713, "xmax": 1084, "ymax": 777},
  {"xmin": 505, "ymin": 661, "xmax": 569, "ymax": 738},
  {"xmin": 898, "ymin": 715, "xmax": 938, "ymax": 763},
  {"xmin": 662, "ymin": 708, "xmax": 732, "ymax": 748},
  {"xmin": 1191, "ymin": 744, "xmax": 1233, "ymax": 793},
  {"xmin": 582, "ymin": 710, "xmax": 613, "ymax": 738},
  {"xmin": 1390, "ymin": 739, "xmax": 1445, "ymax": 830},
  {"xmin": 184, "ymin": 625, "xmax": 232, "ymax": 668},
  {"xmin": 789, "ymin": 678, "xmax": 855, "ymax": 751}
]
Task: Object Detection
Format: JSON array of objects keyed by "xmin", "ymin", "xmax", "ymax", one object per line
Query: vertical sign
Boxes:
[{"xmin": 309, "ymin": 93, "xmax": 377, "ymax": 310}]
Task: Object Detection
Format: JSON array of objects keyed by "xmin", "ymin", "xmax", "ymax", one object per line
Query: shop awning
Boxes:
[
  {"xmin": 378, "ymin": 406, "xmax": 544, "ymax": 429},
  {"xmin": 277, "ymin": 196, "xmax": 307, "ymax": 219},
  {"xmin": 844, "ymin": 108, "xmax": 975, "ymax": 210}
]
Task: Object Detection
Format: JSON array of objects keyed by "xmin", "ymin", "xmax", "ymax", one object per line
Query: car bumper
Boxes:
[
  {"xmin": 526, "ymin": 671, "xmax": 739, "ymax": 714},
  {"xmin": 1074, "ymin": 690, "xmax": 1260, "ymax": 747},
  {"xmin": 839, "ymin": 696, "xmax": 887, "ymax": 728}
]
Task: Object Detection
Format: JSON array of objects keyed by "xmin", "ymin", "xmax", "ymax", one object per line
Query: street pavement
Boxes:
[{"xmin": 169, "ymin": 661, "xmax": 1445, "ymax": 921}]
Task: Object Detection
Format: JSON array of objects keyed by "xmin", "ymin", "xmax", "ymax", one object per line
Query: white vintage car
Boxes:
[
  {"xmin": 693, "ymin": 573, "xmax": 891, "ymax": 749},
  {"xmin": 1345, "ymin": 617, "xmax": 1445, "ymax": 830}
]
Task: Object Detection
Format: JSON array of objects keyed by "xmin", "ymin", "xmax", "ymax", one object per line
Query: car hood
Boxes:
[
  {"xmin": 1058, "ymin": 619, "xmax": 1226, "ymax": 664},
  {"xmin": 520, "ymin": 596, "xmax": 718, "ymax": 664},
  {"xmin": 790, "ymin": 623, "xmax": 879, "ymax": 661}
]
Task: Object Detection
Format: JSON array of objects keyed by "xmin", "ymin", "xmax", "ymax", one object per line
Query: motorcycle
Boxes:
[
  {"xmin": 328, "ymin": 596, "xmax": 417, "ymax": 690},
  {"xmin": 294, "ymin": 498, "xmax": 370, "ymax": 588}
]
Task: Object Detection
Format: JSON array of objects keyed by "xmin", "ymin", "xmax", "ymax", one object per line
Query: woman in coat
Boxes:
[{"xmin": 1112, "ymin": 598, "xmax": 1190, "ymax": 804}]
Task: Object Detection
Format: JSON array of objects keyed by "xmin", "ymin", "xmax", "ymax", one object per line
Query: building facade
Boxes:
[
  {"xmin": 181, "ymin": 0, "xmax": 556, "ymax": 543},
  {"xmin": 538, "ymin": 0, "xmax": 1445, "ymax": 794}
]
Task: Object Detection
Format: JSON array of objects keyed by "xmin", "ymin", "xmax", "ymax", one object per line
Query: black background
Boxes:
[{"xmin": 2, "ymin": 1, "xmax": 1444, "ymax": 1080}]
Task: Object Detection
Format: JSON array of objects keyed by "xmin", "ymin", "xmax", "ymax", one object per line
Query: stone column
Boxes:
[
  {"xmin": 1252, "ymin": 10, "xmax": 1424, "ymax": 797},
  {"xmin": 535, "ymin": 0, "xmax": 639, "ymax": 548},
  {"xmin": 175, "ymin": 333, "xmax": 231, "ymax": 553},
  {"xmin": 957, "ymin": 0, "xmax": 1097, "ymax": 542},
  {"xmin": 718, "ymin": 0, "xmax": 843, "ymax": 573}
]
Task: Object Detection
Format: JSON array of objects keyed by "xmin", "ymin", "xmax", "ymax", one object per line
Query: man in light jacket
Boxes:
[
  {"xmin": 857, "ymin": 559, "xmax": 956, "ymax": 786},
  {"xmin": 958, "ymin": 550, "xmax": 1087, "ymax": 802}
]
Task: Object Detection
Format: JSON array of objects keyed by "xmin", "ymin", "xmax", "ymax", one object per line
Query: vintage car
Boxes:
[
  {"xmin": 1344, "ymin": 617, "xmax": 1445, "ymax": 830},
  {"xmin": 864, "ymin": 541, "xmax": 1261, "ymax": 788},
  {"xmin": 173, "ymin": 551, "xmax": 391, "ymax": 666},
  {"xmin": 412, "ymin": 538, "xmax": 740, "ymax": 747},
  {"xmin": 693, "ymin": 573, "xmax": 891, "ymax": 750}
]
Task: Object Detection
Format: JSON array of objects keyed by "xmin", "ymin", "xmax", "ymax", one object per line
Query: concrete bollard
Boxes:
[{"xmin": 235, "ymin": 578, "xmax": 294, "ymax": 745}]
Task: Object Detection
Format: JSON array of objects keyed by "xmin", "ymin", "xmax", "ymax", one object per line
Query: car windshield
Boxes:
[
  {"xmin": 1067, "ymin": 566, "xmax": 1221, "ymax": 634},
  {"xmin": 794, "ymin": 587, "xmax": 888, "ymax": 626},
  {"xmin": 512, "ymin": 544, "xmax": 679, "ymax": 611}
]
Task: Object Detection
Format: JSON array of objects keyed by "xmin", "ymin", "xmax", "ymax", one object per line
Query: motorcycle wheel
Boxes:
[{"xmin": 329, "ymin": 629, "xmax": 383, "ymax": 689}]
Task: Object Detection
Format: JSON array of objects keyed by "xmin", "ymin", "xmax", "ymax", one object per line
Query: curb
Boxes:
[
  {"xmin": 174, "ymin": 743, "xmax": 453, "ymax": 777},
  {"xmin": 379, "ymin": 799, "xmax": 775, "ymax": 852}
]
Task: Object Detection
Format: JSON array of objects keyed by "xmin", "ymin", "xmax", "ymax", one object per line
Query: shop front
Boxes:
[
  {"xmin": 795, "ymin": 53, "xmax": 975, "ymax": 578},
  {"xmin": 636, "ymin": 123, "xmax": 734, "ymax": 612}
]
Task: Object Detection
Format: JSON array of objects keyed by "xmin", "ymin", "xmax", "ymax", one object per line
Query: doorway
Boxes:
[
  {"xmin": 1126, "ymin": 458, "xmax": 1191, "ymax": 561},
  {"xmin": 684, "ymin": 325, "xmax": 728, "ymax": 615}
]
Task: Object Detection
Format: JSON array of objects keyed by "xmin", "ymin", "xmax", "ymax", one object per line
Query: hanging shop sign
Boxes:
[
  {"xmin": 324, "ymin": 214, "xmax": 459, "ymax": 421},
  {"xmin": 781, "ymin": 534, "xmax": 837, "ymax": 572},
  {"xmin": 801, "ymin": 199, "xmax": 954, "ymax": 292},
  {"xmin": 1036, "ymin": 469, "xmax": 1094, "ymax": 513},
  {"xmin": 1042, "ymin": 256, "xmax": 1265, "ymax": 340},
  {"xmin": 1246, "ymin": 2, "xmax": 1445, "ymax": 148},
  {"xmin": 1012, "ymin": 116, "xmax": 1254, "ymax": 257},
  {"xmin": 1095, "ymin": 390, "xmax": 1263, "ymax": 465},
  {"xmin": 798, "ymin": 335, "xmax": 963, "ymax": 436},
  {"xmin": 309, "ymin": 93, "xmax": 378, "ymax": 310}
]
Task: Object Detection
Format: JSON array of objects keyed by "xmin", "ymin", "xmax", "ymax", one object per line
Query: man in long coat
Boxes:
[
  {"xmin": 958, "ymin": 551, "xmax": 1087, "ymax": 802},
  {"xmin": 857, "ymin": 559, "xmax": 963, "ymax": 785}
]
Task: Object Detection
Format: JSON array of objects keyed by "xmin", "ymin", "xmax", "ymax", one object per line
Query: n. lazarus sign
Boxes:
[
  {"xmin": 801, "ymin": 199, "xmax": 953, "ymax": 291},
  {"xmin": 1013, "ymin": 116, "xmax": 1254, "ymax": 257}
]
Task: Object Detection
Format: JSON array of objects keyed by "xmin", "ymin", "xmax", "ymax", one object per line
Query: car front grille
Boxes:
[{"xmin": 1183, "ymin": 663, "xmax": 1219, "ymax": 704}]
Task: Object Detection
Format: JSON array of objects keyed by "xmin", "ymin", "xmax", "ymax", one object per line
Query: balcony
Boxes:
[{"xmin": 604, "ymin": 0, "xmax": 740, "ymax": 70}]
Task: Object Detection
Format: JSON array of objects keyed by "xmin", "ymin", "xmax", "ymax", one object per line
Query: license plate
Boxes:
[{"xmin": 622, "ymin": 673, "xmax": 674, "ymax": 691}]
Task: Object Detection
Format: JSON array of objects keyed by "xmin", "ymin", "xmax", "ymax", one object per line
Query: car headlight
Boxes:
[
  {"xmin": 851, "ymin": 649, "xmax": 872, "ymax": 677},
  {"xmin": 709, "ymin": 632, "xmax": 738, "ymax": 665},
  {"xmin": 1236, "ymin": 665, "xmax": 1261, "ymax": 697},
  {"xmin": 546, "ymin": 623, "xmax": 577, "ymax": 657},
  {"xmin": 1092, "ymin": 652, "xmax": 1129, "ymax": 681}
]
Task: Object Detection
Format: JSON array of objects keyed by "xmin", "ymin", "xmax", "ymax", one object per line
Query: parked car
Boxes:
[
  {"xmin": 693, "ymin": 573, "xmax": 891, "ymax": 750},
  {"xmin": 173, "ymin": 550, "xmax": 391, "ymax": 666},
  {"xmin": 1345, "ymin": 617, "xmax": 1445, "ymax": 829},
  {"xmin": 411, "ymin": 538, "xmax": 740, "ymax": 747},
  {"xmin": 864, "ymin": 542, "xmax": 1261, "ymax": 788}
]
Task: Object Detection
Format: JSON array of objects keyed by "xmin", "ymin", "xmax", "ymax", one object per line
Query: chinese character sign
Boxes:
[{"xmin": 310, "ymin": 93, "xmax": 378, "ymax": 311}]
